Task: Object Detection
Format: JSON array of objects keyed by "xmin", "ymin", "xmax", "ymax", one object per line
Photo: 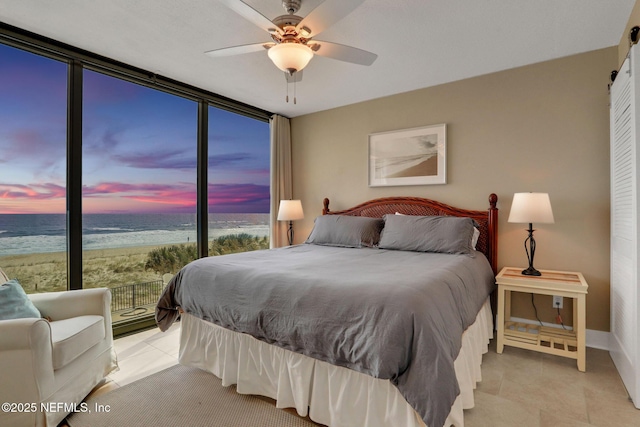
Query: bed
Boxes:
[{"xmin": 156, "ymin": 194, "xmax": 499, "ymax": 427}]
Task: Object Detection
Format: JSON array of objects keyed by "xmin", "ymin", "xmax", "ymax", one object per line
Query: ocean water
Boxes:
[{"xmin": 0, "ymin": 213, "xmax": 269, "ymax": 256}]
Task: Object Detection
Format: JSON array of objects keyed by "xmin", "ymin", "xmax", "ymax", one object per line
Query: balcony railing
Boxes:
[{"xmin": 110, "ymin": 279, "xmax": 165, "ymax": 318}]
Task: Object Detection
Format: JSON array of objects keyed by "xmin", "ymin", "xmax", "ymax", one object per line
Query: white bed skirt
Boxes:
[{"xmin": 178, "ymin": 298, "xmax": 493, "ymax": 427}]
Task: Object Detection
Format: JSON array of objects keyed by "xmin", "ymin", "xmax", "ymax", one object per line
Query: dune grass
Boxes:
[
  {"xmin": 0, "ymin": 234, "xmax": 270, "ymax": 294},
  {"xmin": 0, "ymin": 245, "xmax": 169, "ymax": 294}
]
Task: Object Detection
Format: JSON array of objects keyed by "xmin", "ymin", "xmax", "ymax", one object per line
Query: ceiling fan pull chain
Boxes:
[
  {"xmin": 294, "ymin": 78, "xmax": 297, "ymax": 104},
  {"xmin": 285, "ymin": 72, "xmax": 289, "ymax": 103}
]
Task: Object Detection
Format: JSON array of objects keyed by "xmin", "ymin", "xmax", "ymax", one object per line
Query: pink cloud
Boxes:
[
  {"xmin": 0, "ymin": 183, "xmax": 65, "ymax": 200},
  {"xmin": 83, "ymin": 182, "xmax": 196, "ymax": 210},
  {"xmin": 0, "ymin": 181, "xmax": 269, "ymax": 214},
  {"xmin": 0, "ymin": 183, "xmax": 66, "ymax": 213},
  {"xmin": 83, "ymin": 181, "xmax": 194, "ymax": 196}
]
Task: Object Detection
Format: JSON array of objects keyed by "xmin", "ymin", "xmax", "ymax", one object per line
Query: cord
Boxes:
[
  {"xmin": 531, "ymin": 294, "xmax": 543, "ymax": 326},
  {"xmin": 556, "ymin": 307, "xmax": 566, "ymax": 330},
  {"xmin": 532, "ymin": 294, "xmax": 569, "ymax": 330}
]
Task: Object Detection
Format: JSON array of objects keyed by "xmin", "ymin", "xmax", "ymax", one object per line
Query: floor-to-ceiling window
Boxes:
[
  {"xmin": 0, "ymin": 26, "xmax": 271, "ymax": 334},
  {"xmin": 82, "ymin": 70, "xmax": 197, "ymax": 324},
  {"xmin": 0, "ymin": 43, "xmax": 68, "ymax": 293},
  {"xmin": 208, "ymin": 107, "xmax": 270, "ymax": 255}
]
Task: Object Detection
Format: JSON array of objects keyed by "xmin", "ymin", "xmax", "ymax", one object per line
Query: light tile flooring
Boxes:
[
  {"xmin": 104, "ymin": 323, "xmax": 181, "ymax": 389},
  {"xmin": 467, "ymin": 341, "xmax": 639, "ymax": 426},
  {"xmin": 75, "ymin": 325, "xmax": 639, "ymax": 427}
]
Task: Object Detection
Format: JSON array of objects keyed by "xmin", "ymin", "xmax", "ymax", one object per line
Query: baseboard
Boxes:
[
  {"xmin": 586, "ymin": 329, "xmax": 610, "ymax": 350},
  {"xmin": 610, "ymin": 334, "xmax": 639, "ymax": 406},
  {"xmin": 508, "ymin": 316, "xmax": 610, "ymax": 350}
]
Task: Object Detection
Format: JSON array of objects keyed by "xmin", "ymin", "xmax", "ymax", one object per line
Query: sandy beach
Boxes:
[
  {"xmin": 0, "ymin": 244, "xmax": 185, "ymax": 294},
  {"xmin": 385, "ymin": 155, "xmax": 438, "ymax": 178}
]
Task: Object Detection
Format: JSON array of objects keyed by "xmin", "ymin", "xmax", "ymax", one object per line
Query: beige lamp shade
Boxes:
[
  {"xmin": 268, "ymin": 43, "xmax": 314, "ymax": 74},
  {"xmin": 277, "ymin": 200, "xmax": 304, "ymax": 221},
  {"xmin": 508, "ymin": 193, "xmax": 554, "ymax": 224}
]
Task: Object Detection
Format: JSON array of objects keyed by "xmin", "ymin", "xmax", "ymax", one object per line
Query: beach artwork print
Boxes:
[{"xmin": 369, "ymin": 124, "xmax": 446, "ymax": 187}]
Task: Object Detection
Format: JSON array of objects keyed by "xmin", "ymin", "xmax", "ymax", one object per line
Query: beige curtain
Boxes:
[{"xmin": 269, "ymin": 114, "xmax": 292, "ymax": 248}]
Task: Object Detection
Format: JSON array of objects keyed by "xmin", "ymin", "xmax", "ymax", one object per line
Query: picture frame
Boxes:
[{"xmin": 368, "ymin": 123, "xmax": 446, "ymax": 187}]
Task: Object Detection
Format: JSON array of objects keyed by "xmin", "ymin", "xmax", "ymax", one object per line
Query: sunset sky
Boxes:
[{"xmin": 0, "ymin": 43, "xmax": 270, "ymax": 214}]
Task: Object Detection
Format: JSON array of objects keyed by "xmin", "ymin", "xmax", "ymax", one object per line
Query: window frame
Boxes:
[{"xmin": 1, "ymin": 22, "xmax": 272, "ymax": 335}]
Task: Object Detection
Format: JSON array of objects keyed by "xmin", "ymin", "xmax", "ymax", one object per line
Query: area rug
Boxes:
[{"xmin": 66, "ymin": 364, "xmax": 320, "ymax": 427}]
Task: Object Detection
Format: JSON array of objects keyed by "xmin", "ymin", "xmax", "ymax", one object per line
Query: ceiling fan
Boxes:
[{"xmin": 205, "ymin": 0, "xmax": 378, "ymax": 79}]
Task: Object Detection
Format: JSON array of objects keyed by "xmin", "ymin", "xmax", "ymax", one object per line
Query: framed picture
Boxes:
[{"xmin": 368, "ymin": 124, "xmax": 446, "ymax": 187}]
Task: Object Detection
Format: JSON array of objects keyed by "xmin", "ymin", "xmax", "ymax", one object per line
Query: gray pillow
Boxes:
[
  {"xmin": 0, "ymin": 279, "xmax": 42, "ymax": 320},
  {"xmin": 379, "ymin": 214, "xmax": 475, "ymax": 255},
  {"xmin": 305, "ymin": 215, "xmax": 384, "ymax": 248}
]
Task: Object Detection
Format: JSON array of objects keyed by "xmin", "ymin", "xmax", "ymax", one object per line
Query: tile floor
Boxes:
[
  {"xmin": 79, "ymin": 325, "xmax": 639, "ymax": 427},
  {"xmin": 466, "ymin": 341, "xmax": 639, "ymax": 427}
]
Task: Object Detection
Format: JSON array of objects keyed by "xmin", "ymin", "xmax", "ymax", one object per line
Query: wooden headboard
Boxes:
[{"xmin": 322, "ymin": 194, "xmax": 499, "ymax": 275}]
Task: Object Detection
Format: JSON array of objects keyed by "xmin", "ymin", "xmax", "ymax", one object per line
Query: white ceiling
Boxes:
[{"xmin": 0, "ymin": 0, "xmax": 635, "ymax": 118}]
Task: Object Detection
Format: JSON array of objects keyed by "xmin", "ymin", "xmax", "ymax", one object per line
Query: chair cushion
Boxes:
[{"xmin": 49, "ymin": 315, "xmax": 105, "ymax": 370}]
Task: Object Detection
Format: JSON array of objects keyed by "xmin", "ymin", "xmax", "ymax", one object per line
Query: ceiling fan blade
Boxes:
[
  {"xmin": 205, "ymin": 42, "xmax": 274, "ymax": 58},
  {"xmin": 310, "ymin": 41, "xmax": 377, "ymax": 66},
  {"xmin": 297, "ymin": 0, "xmax": 365, "ymax": 38},
  {"xmin": 217, "ymin": 0, "xmax": 281, "ymax": 34},
  {"xmin": 285, "ymin": 70, "xmax": 303, "ymax": 83}
]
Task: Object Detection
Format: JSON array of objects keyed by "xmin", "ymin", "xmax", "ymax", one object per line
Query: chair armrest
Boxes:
[
  {"xmin": 0, "ymin": 317, "xmax": 50, "ymax": 350},
  {"xmin": 0, "ymin": 318, "xmax": 55, "ymax": 403},
  {"xmin": 29, "ymin": 288, "xmax": 111, "ymax": 321}
]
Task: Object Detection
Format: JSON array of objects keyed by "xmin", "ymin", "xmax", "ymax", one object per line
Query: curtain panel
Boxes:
[{"xmin": 269, "ymin": 115, "xmax": 292, "ymax": 248}]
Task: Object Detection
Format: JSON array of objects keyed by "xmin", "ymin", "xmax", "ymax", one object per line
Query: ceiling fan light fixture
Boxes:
[{"xmin": 268, "ymin": 43, "xmax": 314, "ymax": 74}]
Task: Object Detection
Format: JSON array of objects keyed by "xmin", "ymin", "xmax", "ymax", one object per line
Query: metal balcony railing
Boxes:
[{"xmin": 110, "ymin": 279, "xmax": 165, "ymax": 317}]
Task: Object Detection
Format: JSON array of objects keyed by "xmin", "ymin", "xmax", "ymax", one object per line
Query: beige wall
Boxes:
[{"xmin": 291, "ymin": 47, "xmax": 616, "ymax": 332}]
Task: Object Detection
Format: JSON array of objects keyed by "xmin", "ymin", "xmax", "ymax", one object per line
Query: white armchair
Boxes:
[{"xmin": 0, "ymin": 287, "xmax": 118, "ymax": 427}]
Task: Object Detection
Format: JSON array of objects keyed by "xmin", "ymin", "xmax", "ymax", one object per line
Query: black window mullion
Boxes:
[
  {"xmin": 67, "ymin": 59, "xmax": 83, "ymax": 290},
  {"xmin": 197, "ymin": 100, "xmax": 209, "ymax": 258}
]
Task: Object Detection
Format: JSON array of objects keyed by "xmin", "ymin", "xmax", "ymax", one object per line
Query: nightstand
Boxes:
[{"xmin": 495, "ymin": 267, "xmax": 588, "ymax": 372}]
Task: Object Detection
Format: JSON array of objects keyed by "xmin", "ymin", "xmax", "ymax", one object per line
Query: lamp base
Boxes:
[
  {"xmin": 287, "ymin": 221, "xmax": 294, "ymax": 246},
  {"xmin": 521, "ymin": 266, "xmax": 541, "ymax": 276},
  {"xmin": 522, "ymin": 223, "xmax": 542, "ymax": 276}
]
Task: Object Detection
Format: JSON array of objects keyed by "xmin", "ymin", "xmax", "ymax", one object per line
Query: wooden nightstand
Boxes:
[{"xmin": 495, "ymin": 267, "xmax": 588, "ymax": 372}]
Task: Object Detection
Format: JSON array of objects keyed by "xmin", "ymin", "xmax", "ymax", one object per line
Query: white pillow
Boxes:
[{"xmin": 472, "ymin": 226, "xmax": 480, "ymax": 250}]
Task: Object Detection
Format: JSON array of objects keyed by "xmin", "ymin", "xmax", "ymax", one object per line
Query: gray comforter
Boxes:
[{"xmin": 156, "ymin": 244, "xmax": 495, "ymax": 427}]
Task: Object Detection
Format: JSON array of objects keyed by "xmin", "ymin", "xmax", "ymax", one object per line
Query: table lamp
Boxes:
[
  {"xmin": 277, "ymin": 200, "xmax": 304, "ymax": 246},
  {"xmin": 508, "ymin": 192, "xmax": 554, "ymax": 276}
]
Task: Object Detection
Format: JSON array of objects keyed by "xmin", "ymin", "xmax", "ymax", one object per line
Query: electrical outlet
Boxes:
[{"xmin": 553, "ymin": 295, "xmax": 563, "ymax": 309}]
